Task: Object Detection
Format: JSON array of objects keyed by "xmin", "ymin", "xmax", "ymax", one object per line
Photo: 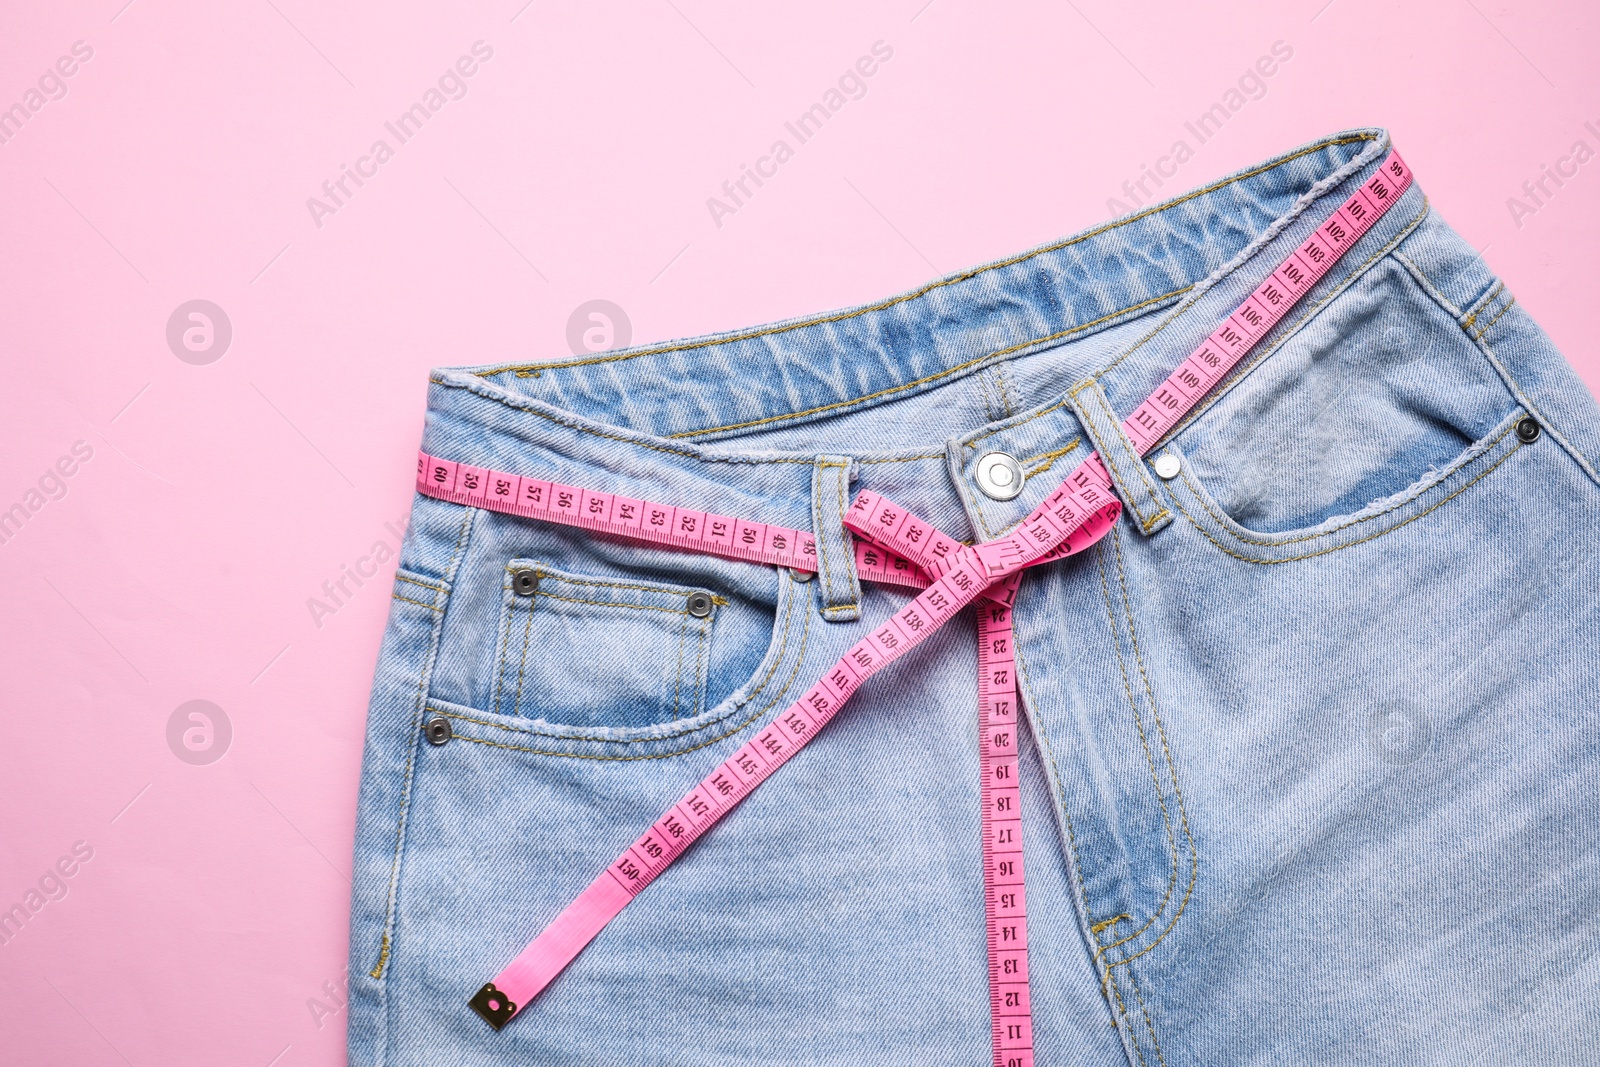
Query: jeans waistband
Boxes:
[{"xmin": 420, "ymin": 127, "xmax": 1416, "ymax": 552}]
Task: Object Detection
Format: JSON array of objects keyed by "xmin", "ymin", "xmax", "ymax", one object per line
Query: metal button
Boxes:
[
  {"xmin": 512, "ymin": 569, "xmax": 539, "ymax": 596},
  {"xmin": 974, "ymin": 451, "xmax": 1025, "ymax": 501},
  {"xmin": 424, "ymin": 716, "xmax": 453, "ymax": 745},
  {"xmin": 1515, "ymin": 417, "xmax": 1541, "ymax": 444},
  {"xmin": 1152, "ymin": 454, "xmax": 1182, "ymax": 480},
  {"xmin": 789, "ymin": 567, "xmax": 815, "ymax": 583},
  {"xmin": 687, "ymin": 591, "xmax": 714, "ymax": 618}
]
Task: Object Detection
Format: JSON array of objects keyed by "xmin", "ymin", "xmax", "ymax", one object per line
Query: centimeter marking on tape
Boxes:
[
  {"xmin": 848, "ymin": 503, "xmax": 1063, "ymax": 1067},
  {"xmin": 462, "ymin": 474, "xmax": 1124, "ymax": 1032},
  {"xmin": 1123, "ymin": 149, "xmax": 1413, "ymax": 452},
  {"xmin": 848, "ymin": 150, "xmax": 1409, "ymax": 1065},
  {"xmin": 417, "ymin": 146, "xmax": 1408, "ymax": 604},
  {"xmin": 414, "ymin": 456, "xmax": 820, "ymax": 573},
  {"xmin": 979, "ymin": 602, "xmax": 1032, "ymax": 1064},
  {"xmin": 424, "ymin": 150, "xmax": 1412, "ymax": 1047}
]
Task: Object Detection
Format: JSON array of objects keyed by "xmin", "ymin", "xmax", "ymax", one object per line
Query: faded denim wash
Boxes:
[{"xmin": 347, "ymin": 128, "xmax": 1600, "ymax": 1066}]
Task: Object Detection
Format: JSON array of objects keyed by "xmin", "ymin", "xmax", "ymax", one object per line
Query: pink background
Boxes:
[{"xmin": 2, "ymin": 1, "xmax": 1596, "ymax": 1063}]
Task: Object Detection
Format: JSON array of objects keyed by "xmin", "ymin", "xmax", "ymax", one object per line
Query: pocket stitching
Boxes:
[
  {"xmin": 526, "ymin": 590, "xmax": 701, "ymax": 616},
  {"xmin": 691, "ymin": 612, "xmax": 713, "ymax": 717},
  {"xmin": 1177, "ymin": 417, "xmax": 1519, "ymax": 546},
  {"xmin": 439, "ymin": 587, "xmax": 809, "ymax": 761},
  {"xmin": 670, "ymin": 608, "xmax": 690, "ymax": 719},
  {"xmin": 968, "ymin": 194, "xmax": 1424, "ymax": 543},
  {"xmin": 1473, "ymin": 294, "xmax": 1517, "ymax": 341},
  {"xmin": 1147, "ymin": 198, "xmax": 1430, "ymax": 457},
  {"xmin": 509, "ymin": 592, "xmax": 537, "ymax": 717},
  {"xmin": 522, "ymin": 568, "xmax": 730, "ymax": 604},
  {"xmin": 1071, "ymin": 378, "xmax": 1169, "ymax": 533},
  {"xmin": 1101, "ymin": 532, "xmax": 1196, "ymax": 974},
  {"xmin": 435, "ymin": 573, "xmax": 809, "ymax": 751},
  {"xmin": 371, "ymin": 508, "xmax": 477, "ymax": 982},
  {"xmin": 1170, "ymin": 427, "xmax": 1524, "ymax": 564},
  {"xmin": 493, "ymin": 561, "xmax": 722, "ymax": 723},
  {"xmin": 1086, "ymin": 531, "xmax": 1198, "ymax": 963}
]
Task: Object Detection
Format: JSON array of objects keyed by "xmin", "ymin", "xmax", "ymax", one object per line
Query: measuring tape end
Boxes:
[{"xmin": 468, "ymin": 982, "xmax": 518, "ymax": 1031}]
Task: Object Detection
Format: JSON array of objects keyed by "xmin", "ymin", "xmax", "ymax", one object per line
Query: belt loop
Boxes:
[
  {"xmin": 1067, "ymin": 377, "xmax": 1174, "ymax": 536},
  {"xmin": 811, "ymin": 456, "xmax": 861, "ymax": 622}
]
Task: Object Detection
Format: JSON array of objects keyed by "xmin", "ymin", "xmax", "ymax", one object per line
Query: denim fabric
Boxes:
[{"xmin": 347, "ymin": 128, "xmax": 1600, "ymax": 1066}]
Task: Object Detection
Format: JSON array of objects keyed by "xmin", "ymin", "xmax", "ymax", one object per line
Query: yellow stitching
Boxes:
[
  {"xmin": 491, "ymin": 576, "xmax": 514, "ymax": 714},
  {"xmin": 394, "ymin": 573, "xmax": 446, "ymax": 592},
  {"xmin": 492, "ymin": 136, "xmax": 1373, "ymax": 377},
  {"xmin": 967, "ymin": 399, "xmax": 1074, "ymax": 451},
  {"xmin": 1174, "ymin": 421, "xmax": 1519, "ymax": 548},
  {"xmin": 431, "ymin": 581, "xmax": 800, "ymax": 745},
  {"xmin": 1077, "ymin": 383, "xmax": 1166, "ymax": 528},
  {"xmin": 1108, "ymin": 969, "xmax": 1148, "ymax": 1065},
  {"xmin": 1025, "ymin": 653, "xmax": 1155, "ymax": 1042},
  {"xmin": 1468, "ymin": 286, "xmax": 1508, "ymax": 338},
  {"xmin": 670, "ymin": 602, "xmax": 688, "ymax": 719},
  {"xmin": 373, "ymin": 507, "xmax": 474, "ymax": 978},
  {"xmin": 1474, "ymin": 294, "xmax": 1516, "ymax": 340},
  {"xmin": 390, "ymin": 593, "xmax": 442, "ymax": 611},
  {"xmin": 813, "ymin": 462, "xmax": 840, "ymax": 612},
  {"xmin": 510, "ymin": 565, "xmax": 729, "ymax": 605},
  {"xmin": 1022, "ymin": 617, "xmax": 1171, "ymax": 1052},
  {"xmin": 1105, "ymin": 528, "xmax": 1196, "ymax": 970},
  {"xmin": 494, "ymin": 569, "xmax": 520, "ymax": 714},
  {"xmin": 1391, "ymin": 246, "xmax": 1462, "ymax": 317},
  {"xmin": 1091, "ymin": 535, "xmax": 1181, "ymax": 955},
  {"xmin": 1139, "ymin": 509, "xmax": 1172, "ymax": 533},
  {"xmin": 670, "ymin": 317, "xmax": 1140, "ymax": 438},
  {"xmin": 1461, "ymin": 280, "xmax": 1505, "ymax": 330},
  {"xmin": 662, "ymin": 291, "xmax": 1188, "ymax": 439},
  {"xmin": 511, "ymin": 590, "xmax": 536, "ymax": 717},
  {"xmin": 453, "ymin": 141, "xmax": 1380, "ymax": 453},
  {"xmin": 1094, "ymin": 151, "xmax": 1402, "ymax": 387},
  {"xmin": 812, "ymin": 460, "xmax": 858, "ymax": 617},
  {"xmin": 530, "ymin": 591, "xmax": 698, "ymax": 616},
  {"xmin": 692, "ymin": 611, "xmax": 712, "ymax": 716},
  {"xmin": 971, "ymin": 495, "xmax": 998, "ymax": 541},
  {"xmin": 682, "ymin": 273, "xmax": 1171, "ymax": 458},
  {"xmin": 858, "ymin": 451, "xmax": 945, "ymax": 465},
  {"xmin": 966, "ymin": 398, "xmax": 1081, "ymax": 457},
  {"xmin": 1142, "ymin": 197, "xmax": 1430, "ymax": 454},
  {"xmin": 962, "ymin": 180, "xmax": 1415, "ymax": 469},
  {"xmin": 1023, "ymin": 439, "xmax": 1082, "ymax": 475},
  {"xmin": 427, "ymin": 376, "xmax": 816, "ymax": 464},
  {"xmin": 1016, "ymin": 653, "xmax": 1104, "ymax": 947},
  {"xmin": 1169, "ymin": 440, "xmax": 1523, "ymax": 565},
  {"xmin": 443, "ymin": 588, "xmax": 811, "ymax": 761},
  {"xmin": 976, "ymin": 369, "xmax": 998, "ymax": 422},
  {"xmin": 1125, "ymin": 963, "xmax": 1170, "ymax": 1067},
  {"xmin": 970, "ymin": 429, "xmax": 1086, "ymax": 539},
  {"xmin": 995, "ymin": 361, "xmax": 1017, "ymax": 417},
  {"xmin": 1472, "ymin": 322, "xmax": 1600, "ymax": 487}
]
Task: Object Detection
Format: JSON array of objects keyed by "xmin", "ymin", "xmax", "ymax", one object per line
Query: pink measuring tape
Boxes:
[{"xmin": 415, "ymin": 151, "xmax": 1412, "ymax": 1063}]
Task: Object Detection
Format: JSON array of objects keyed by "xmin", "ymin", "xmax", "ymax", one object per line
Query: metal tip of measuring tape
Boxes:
[{"xmin": 468, "ymin": 982, "xmax": 517, "ymax": 1031}]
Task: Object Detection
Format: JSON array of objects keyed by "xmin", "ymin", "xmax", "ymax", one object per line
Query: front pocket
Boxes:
[
  {"xmin": 1172, "ymin": 253, "xmax": 1515, "ymax": 537},
  {"xmin": 1162, "ymin": 407, "xmax": 1531, "ymax": 563},
  {"xmin": 490, "ymin": 560, "xmax": 723, "ymax": 727}
]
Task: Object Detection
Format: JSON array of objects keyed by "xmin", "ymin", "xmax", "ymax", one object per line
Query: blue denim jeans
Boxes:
[{"xmin": 346, "ymin": 128, "xmax": 1600, "ymax": 1066}]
